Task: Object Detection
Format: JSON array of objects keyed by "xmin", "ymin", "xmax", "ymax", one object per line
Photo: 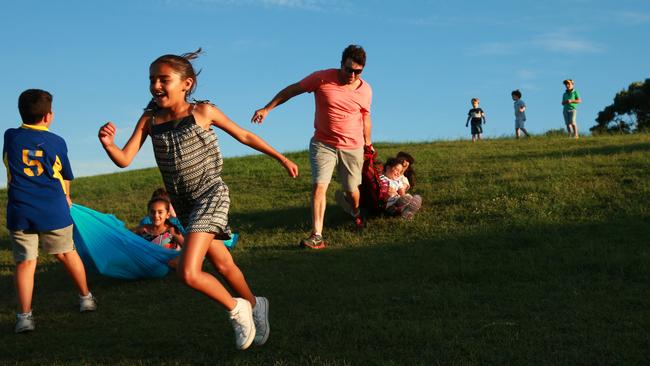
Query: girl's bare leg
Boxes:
[
  {"xmin": 177, "ymin": 232, "xmax": 237, "ymax": 310},
  {"xmin": 205, "ymin": 239, "xmax": 256, "ymax": 307}
]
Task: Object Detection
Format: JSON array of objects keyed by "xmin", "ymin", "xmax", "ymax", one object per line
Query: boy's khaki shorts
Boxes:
[
  {"xmin": 563, "ymin": 109, "xmax": 577, "ymax": 126},
  {"xmin": 9, "ymin": 225, "xmax": 75, "ymax": 262},
  {"xmin": 309, "ymin": 137, "xmax": 364, "ymax": 192}
]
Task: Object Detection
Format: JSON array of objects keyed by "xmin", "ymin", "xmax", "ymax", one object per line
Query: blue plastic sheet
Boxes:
[{"xmin": 70, "ymin": 204, "xmax": 180, "ymax": 280}]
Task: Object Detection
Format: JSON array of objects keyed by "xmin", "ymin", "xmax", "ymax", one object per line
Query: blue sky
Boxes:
[{"xmin": 2, "ymin": 0, "xmax": 649, "ymax": 187}]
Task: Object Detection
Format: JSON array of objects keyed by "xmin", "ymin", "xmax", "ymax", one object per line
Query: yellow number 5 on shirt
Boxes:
[{"xmin": 22, "ymin": 149, "xmax": 44, "ymax": 176}]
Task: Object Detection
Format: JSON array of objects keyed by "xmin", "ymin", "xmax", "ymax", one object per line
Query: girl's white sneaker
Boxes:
[{"xmin": 229, "ymin": 298, "xmax": 255, "ymax": 350}]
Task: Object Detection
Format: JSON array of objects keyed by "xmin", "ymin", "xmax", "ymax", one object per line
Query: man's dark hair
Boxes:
[
  {"xmin": 511, "ymin": 89, "xmax": 522, "ymax": 98},
  {"xmin": 341, "ymin": 45, "xmax": 366, "ymax": 66},
  {"xmin": 18, "ymin": 89, "xmax": 53, "ymax": 124}
]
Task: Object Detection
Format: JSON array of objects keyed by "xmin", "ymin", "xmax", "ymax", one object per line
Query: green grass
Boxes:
[{"xmin": 1, "ymin": 134, "xmax": 650, "ymax": 365}]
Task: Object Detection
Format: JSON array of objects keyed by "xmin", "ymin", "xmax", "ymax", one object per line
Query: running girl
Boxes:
[{"xmin": 98, "ymin": 49, "xmax": 298, "ymax": 350}]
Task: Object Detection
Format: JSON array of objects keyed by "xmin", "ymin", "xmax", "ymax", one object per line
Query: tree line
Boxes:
[{"xmin": 591, "ymin": 78, "xmax": 650, "ymax": 134}]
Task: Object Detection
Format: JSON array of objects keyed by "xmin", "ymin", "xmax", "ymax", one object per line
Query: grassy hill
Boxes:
[{"xmin": 1, "ymin": 134, "xmax": 649, "ymax": 365}]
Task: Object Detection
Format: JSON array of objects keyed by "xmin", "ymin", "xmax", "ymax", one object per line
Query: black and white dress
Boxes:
[{"xmin": 149, "ymin": 104, "xmax": 231, "ymax": 239}]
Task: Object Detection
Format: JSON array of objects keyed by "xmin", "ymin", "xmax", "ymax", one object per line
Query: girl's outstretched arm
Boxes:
[
  {"xmin": 98, "ymin": 113, "xmax": 151, "ymax": 168},
  {"xmin": 196, "ymin": 104, "xmax": 298, "ymax": 178}
]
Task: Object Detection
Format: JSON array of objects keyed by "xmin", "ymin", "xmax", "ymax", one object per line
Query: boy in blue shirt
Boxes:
[
  {"xmin": 3, "ymin": 89, "xmax": 97, "ymax": 333},
  {"xmin": 511, "ymin": 89, "xmax": 530, "ymax": 139}
]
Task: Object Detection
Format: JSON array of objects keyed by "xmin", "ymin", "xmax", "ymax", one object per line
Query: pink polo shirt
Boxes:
[{"xmin": 300, "ymin": 69, "xmax": 372, "ymax": 150}]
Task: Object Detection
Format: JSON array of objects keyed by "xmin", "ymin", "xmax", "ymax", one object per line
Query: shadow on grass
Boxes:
[
  {"xmin": 1, "ymin": 215, "xmax": 649, "ymax": 365},
  {"xmin": 230, "ymin": 203, "xmax": 363, "ymax": 233}
]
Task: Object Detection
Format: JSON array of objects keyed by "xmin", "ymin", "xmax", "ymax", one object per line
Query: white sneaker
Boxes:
[
  {"xmin": 79, "ymin": 293, "xmax": 98, "ymax": 312},
  {"xmin": 252, "ymin": 296, "xmax": 270, "ymax": 346},
  {"xmin": 15, "ymin": 313, "xmax": 35, "ymax": 333},
  {"xmin": 229, "ymin": 298, "xmax": 255, "ymax": 350}
]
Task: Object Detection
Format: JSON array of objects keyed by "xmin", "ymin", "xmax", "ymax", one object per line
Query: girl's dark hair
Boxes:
[
  {"xmin": 384, "ymin": 157, "xmax": 405, "ymax": 169},
  {"xmin": 396, "ymin": 151, "xmax": 414, "ymax": 165},
  {"xmin": 511, "ymin": 89, "xmax": 522, "ymax": 98},
  {"xmin": 341, "ymin": 44, "xmax": 366, "ymax": 66},
  {"xmin": 150, "ymin": 187, "xmax": 169, "ymax": 200},
  {"xmin": 144, "ymin": 99, "xmax": 158, "ymax": 112},
  {"xmin": 147, "ymin": 195, "xmax": 171, "ymax": 212},
  {"xmin": 396, "ymin": 151, "xmax": 416, "ymax": 189},
  {"xmin": 151, "ymin": 48, "xmax": 203, "ymax": 100}
]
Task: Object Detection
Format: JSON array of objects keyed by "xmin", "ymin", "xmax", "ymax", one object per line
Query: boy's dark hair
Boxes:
[
  {"xmin": 18, "ymin": 89, "xmax": 52, "ymax": 124},
  {"xmin": 471, "ymin": 98, "xmax": 479, "ymax": 103},
  {"xmin": 341, "ymin": 45, "xmax": 366, "ymax": 66},
  {"xmin": 511, "ymin": 89, "xmax": 522, "ymax": 98},
  {"xmin": 151, "ymin": 48, "xmax": 203, "ymax": 100}
]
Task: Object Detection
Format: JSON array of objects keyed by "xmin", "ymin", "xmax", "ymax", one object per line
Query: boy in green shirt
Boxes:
[{"xmin": 562, "ymin": 79, "xmax": 582, "ymax": 138}]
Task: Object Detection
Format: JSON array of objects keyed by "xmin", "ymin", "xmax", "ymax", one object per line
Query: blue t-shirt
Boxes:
[
  {"xmin": 514, "ymin": 100, "xmax": 526, "ymax": 122},
  {"xmin": 4, "ymin": 124, "xmax": 74, "ymax": 231}
]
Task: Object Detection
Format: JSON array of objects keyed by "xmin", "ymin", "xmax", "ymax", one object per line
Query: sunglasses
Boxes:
[{"xmin": 343, "ymin": 66, "xmax": 363, "ymax": 75}]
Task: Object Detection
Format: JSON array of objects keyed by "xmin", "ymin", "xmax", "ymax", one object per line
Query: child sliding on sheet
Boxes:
[
  {"xmin": 98, "ymin": 48, "xmax": 298, "ymax": 350},
  {"xmin": 133, "ymin": 195, "xmax": 184, "ymax": 251}
]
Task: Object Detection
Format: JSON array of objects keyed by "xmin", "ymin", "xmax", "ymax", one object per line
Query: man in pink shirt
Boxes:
[{"xmin": 252, "ymin": 45, "xmax": 373, "ymax": 249}]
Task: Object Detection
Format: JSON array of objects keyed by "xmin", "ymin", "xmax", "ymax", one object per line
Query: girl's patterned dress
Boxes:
[{"xmin": 149, "ymin": 103, "xmax": 232, "ymax": 239}]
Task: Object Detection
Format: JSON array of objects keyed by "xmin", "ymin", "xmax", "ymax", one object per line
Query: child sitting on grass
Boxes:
[
  {"xmin": 396, "ymin": 151, "xmax": 416, "ymax": 191},
  {"xmin": 133, "ymin": 195, "xmax": 184, "ymax": 251},
  {"xmin": 138, "ymin": 188, "xmax": 184, "ymax": 235},
  {"xmin": 380, "ymin": 157, "xmax": 422, "ymax": 219}
]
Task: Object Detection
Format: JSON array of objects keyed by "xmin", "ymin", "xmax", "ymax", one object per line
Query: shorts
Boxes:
[
  {"xmin": 9, "ymin": 224, "xmax": 75, "ymax": 262},
  {"xmin": 309, "ymin": 137, "xmax": 364, "ymax": 192},
  {"xmin": 471, "ymin": 123, "xmax": 483, "ymax": 135},
  {"xmin": 515, "ymin": 119, "xmax": 526, "ymax": 129},
  {"xmin": 563, "ymin": 109, "xmax": 577, "ymax": 125}
]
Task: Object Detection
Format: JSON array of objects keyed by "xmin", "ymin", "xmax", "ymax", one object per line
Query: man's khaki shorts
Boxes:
[
  {"xmin": 9, "ymin": 224, "xmax": 75, "ymax": 262},
  {"xmin": 309, "ymin": 137, "xmax": 364, "ymax": 192}
]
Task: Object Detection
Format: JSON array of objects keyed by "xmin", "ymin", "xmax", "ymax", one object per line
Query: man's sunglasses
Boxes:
[{"xmin": 344, "ymin": 66, "xmax": 363, "ymax": 75}]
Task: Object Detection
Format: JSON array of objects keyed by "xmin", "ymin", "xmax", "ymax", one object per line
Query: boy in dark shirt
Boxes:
[
  {"xmin": 466, "ymin": 98, "xmax": 486, "ymax": 142},
  {"xmin": 3, "ymin": 89, "xmax": 97, "ymax": 333}
]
